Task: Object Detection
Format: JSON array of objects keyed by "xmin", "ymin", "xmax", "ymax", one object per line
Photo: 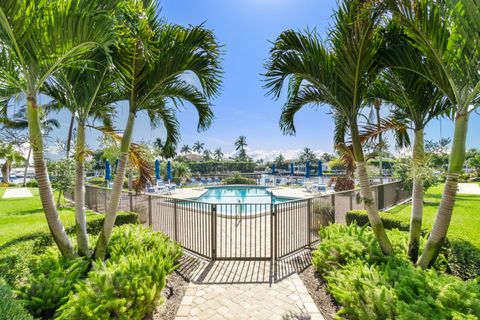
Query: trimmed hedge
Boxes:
[
  {"xmin": 346, "ymin": 210, "xmax": 480, "ymax": 280},
  {"xmin": 346, "ymin": 209, "xmax": 410, "ymax": 231},
  {"xmin": 185, "ymin": 160, "xmax": 256, "ymax": 174},
  {"xmin": 31, "ymin": 212, "xmax": 138, "ymax": 255}
]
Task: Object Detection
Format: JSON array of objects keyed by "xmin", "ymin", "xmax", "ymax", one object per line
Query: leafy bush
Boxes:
[
  {"xmin": 56, "ymin": 225, "xmax": 182, "ymax": 320},
  {"xmin": 186, "ymin": 160, "xmax": 256, "ymax": 174},
  {"xmin": 16, "ymin": 250, "xmax": 89, "ymax": 319},
  {"xmin": 312, "ymin": 203, "xmax": 335, "ymax": 227},
  {"xmin": 312, "ymin": 224, "xmax": 382, "ymax": 273},
  {"xmin": 222, "ymin": 172, "xmax": 256, "ymax": 185},
  {"xmin": 393, "ymin": 157, "xmax": 438, "ymax": 192},
  {"xmin": 31, "ymin": 212, "xmax": 138, "ymax": 255},
  {"xmin": 0, "ymin": 278, "xmax": 33, "ymax": 320},
  {"xmin": 25, "ymin": 180, "xmax": 38, "ymax": 187},
  {"xmin": 346, "ymin": 210, "xmax": 410, "ymax": 231},
  {"xmin": 328, "ymin": 176, "xmax": 354, "ymax": 191},
  {"xmin": 313, "ymin": 224, "xmax": 480, "ymax": 319}
]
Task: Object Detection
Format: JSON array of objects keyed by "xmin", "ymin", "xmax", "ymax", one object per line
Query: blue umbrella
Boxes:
[
  {"xmin": 155, "ymin": 159, "xmax": 161, "ymax": 181},
  {"xmin": 114, "ymin": 158, "xmax": 119, "ymax": 174},
  {"xmin": 290, "ymin": 162, "xmax": 294, "ymax": 176},
  {"xmin": 272, "ymin": 164, "xmax": 276, "ymax": 175},
  {"xmin": 305, "ymin": 160, "xmax": 310, "ymax": 179},
  {"xmin": 167, "ymin": 160, "xmax": 172, "ymax": 182},
  {"xmin": 105, "ymin": 159, "xmax": 111, "ymax": 181},
  {"xmin": 317, "ymin": 160, "xmax": 323, "ymax": 177}
]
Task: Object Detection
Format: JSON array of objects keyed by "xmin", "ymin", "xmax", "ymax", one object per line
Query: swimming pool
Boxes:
[{"xmin": 194, "ymin": 186, "xmax": 293, "ymax": 204}]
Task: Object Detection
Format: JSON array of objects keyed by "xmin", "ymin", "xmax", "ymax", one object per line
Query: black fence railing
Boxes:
[{"xmin": 65, "ymin": 181, "xmax": 410, "ymax": 265}]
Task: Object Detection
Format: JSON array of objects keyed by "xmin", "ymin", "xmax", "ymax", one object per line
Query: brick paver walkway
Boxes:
[
  {"xmin": 174, "ymin": 252, "xmax": 324, "ymax": 320},
  {"xmin": 175, "ymin": 274, "xmax": 323, "ymax": 320}
]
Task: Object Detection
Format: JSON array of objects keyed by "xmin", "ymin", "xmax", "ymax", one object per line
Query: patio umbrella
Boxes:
[
  {"xmin": 105, "ymin": 159, "xmax": 111, "ymax": 181},
  {"xmin": 272, "ymin": 164, "xmax": 276, "ymax": 175},
  {"xmin": 305, "ymin": 160, "xmax": 310, "ymax": 179},
  {"xmin": 114, "ymin": 158, "xmax": 119, "ymax": 174},
  {"xmin": 317, "ymin": 160, "xmax": 323, "ymax": 177},
  {"xmin": 155, "ymin": 159, "xmax": 161, "ymax": 181},
  {"xmin": 290, "ymin": 162, "xmax": 294, "ymax": 176},
  {"xmin": 167, "ymin": 160, "xmax": 172, "ymax": 182}
]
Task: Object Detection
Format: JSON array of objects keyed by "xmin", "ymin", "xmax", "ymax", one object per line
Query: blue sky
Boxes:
[{"xmin": 47, "ymin": 0, "xmax": 479, "ymax": 160}]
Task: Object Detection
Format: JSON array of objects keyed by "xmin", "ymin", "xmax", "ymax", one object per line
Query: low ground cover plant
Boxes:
[
  {"xmin": 0, "ymin": 278, "xmax": 33, "ymax": 320},
  {"xmin": 16, "ymin": 225, "xmax": 182, "ymax": 320},
  {"xmin": 313, "ymin": 224, "xmax": 480, "ymax": 319}
]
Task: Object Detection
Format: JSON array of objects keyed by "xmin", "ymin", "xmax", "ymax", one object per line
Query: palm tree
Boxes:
[
  {"xmin": 235, "ymin": 136, "xmax": 247, "ymax": 160},
  {"xmin": 203, "ymin": 149, "xmax": 212, "ymax": 161},
  {"xmin": 0, "ymin": 143, "xmax": 25, "ymax": 183},
  {"xmin": 94, "ymin": 0, "xmax": 222, "ymax": 260},
  {"xmin": 264, "ymin": 0, "xmax": 394, "ymax": 255},
  {"xmin": 180, "ymin": 144, "xmax": 191, "ymax": 154},
  {"xmin": 298, "ymin": 147, "xmax": 317, "ymax": 163},
  {"xmin": 391, "ymin": 0, "xmax": 480, "ymax": 268},
  {"xmin": 1, "ymin": 105, "xmax": 61, "ymax": 186},
  {"xmin": 42, "ymin": 57, "xmax": 117, "ymax": 257},
  {"xmin": 0, "ymin": 0, "xmax": 116, "ymax": 258},
  {"xmin": 192, "ymin": 141, "xmax": 205, "ymax": 154},
  {"xmin": 213, "ymin": 148, "xmax": 223, "ymax": 161},
  {"xmin": 370, "ymin": 24, "xmax": 451, "ymax": 261}
]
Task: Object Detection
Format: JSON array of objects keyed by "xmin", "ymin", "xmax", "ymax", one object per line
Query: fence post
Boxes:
[
  {"xmin": 104, "ymin": 189, "xmax": 107, "ymax": 213},
  {"xmin": 174, "ymin": 200, "xmax": 178, "ymax": 241},
  {"xmin": 307, "ymin": 198, "xmax": 312, "ymax": 245},
  {"xmin": 377, "ymin": 184, "xmax": 385, "ymax": 210},
  {"xmin": 349, "ymin": 191, "xmax": 353, "ymax": 211},
  {"xmin": 331, "ymin": 194, "xmax": 336, "ymax": 223},
  {"xmin": 129, "ymin": 192, "xmax": 133, "ymax": 212},
  {"xmin": 211, "ymin": 204, "xmax": 217, "ymax": 260},
  {"xmin": 271, "ymin": 203, "xmax": 276, "ymax": 283},
  {"xmin": 148, "ymin": 195, "xmax": 152, "ymax": 227}
]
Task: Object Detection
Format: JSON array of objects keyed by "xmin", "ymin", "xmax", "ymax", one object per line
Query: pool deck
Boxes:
[{"xmin": 167, "ymin": 186, "xmax": 323, "ymax": 201}]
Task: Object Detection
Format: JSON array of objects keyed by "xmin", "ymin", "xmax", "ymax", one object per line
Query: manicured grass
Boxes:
[
  {"xmin": 0, "ymin": 187, "xmax": 102, "ymax": 245},
  {"xmin": 384, "ymin": 184, "xmax": 480, "ymax": 248}
]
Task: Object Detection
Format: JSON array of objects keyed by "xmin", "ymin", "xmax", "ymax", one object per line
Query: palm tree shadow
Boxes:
[{"xmin": 282, "ymin": 310, "xmax": 311, "ymax": 320}]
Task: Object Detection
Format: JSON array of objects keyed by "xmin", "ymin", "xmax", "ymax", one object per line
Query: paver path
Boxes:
[
  {"xmin": 2, "ymin": 188, "xmax": 33, "ymax": 198},
  {"xmin": 175, "ymin": 274, "xmax": 323, "ymax": 320},
  {"xmin": 458, "ymin": 183, "xmax": 480, "ymax": 195}
]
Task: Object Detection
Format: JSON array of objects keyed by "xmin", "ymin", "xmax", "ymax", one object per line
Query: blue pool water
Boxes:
[{"xmin": 195, "ymin": 186, "xmax": 293, "ymax": 205}]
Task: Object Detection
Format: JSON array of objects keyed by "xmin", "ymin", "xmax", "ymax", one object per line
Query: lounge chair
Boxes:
[
  {"xmin": 207, "ymin": 177, "xmax": 213, "ymax": 185},
  {"xmin": 214, "ymin": 176, "xmax": 221, "ymax": 184}
]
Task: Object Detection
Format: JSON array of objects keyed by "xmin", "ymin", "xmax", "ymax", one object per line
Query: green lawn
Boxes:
[
  {"xmin": 384, "ymin": 184, "xmax": 480, "ymax": 248},
  {"xmin": 0, "ymin": 187, "xmax": 102, "ymax": 245}
]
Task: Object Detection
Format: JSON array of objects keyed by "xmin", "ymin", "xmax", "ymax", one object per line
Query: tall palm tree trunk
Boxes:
[
  {"xmin": 26, "ymin": 95, "xmax": 75, "ymax": 258},
  {"xmin": 66, "ymin": 113, "xmax": 75, "ymax": 159},
  {"xmin": 417, "ymin": 114, "xmax": 468, "ymax": 268},
  {"xmin": 1, "ymin": 162, "xmax": 10, "ymax": 183},
  {"xmin": 94, "ymin": 112, "xmax": 135, "ymax": 260},
  {"xmin": 351, "ymin": 123, "xmax": 393, "ymax": 255},
  {"xmin": 74, "ymin": 121, "xmax": 90, "ymax": 256},
  {"xmin": 408, "ymin": 129, "xmax": 424, "ymax": 262},
  {"xmin": 22, "ymin": 146, "xmax": 32, "ymax": 186}
]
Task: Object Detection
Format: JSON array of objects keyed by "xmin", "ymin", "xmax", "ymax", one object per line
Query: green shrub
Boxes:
[
  {"xmin": 25, "ymin": 180, "xmax": 38, "ymax": 187},
  {"xmin": 0, "ymin": 278, "xmax": 33, "ymax": 320},
  {"xmin": 16, "ymin": 249, "xmax": 89, "ymax": 319},
  {"xmin": 312, "ymin": 203, "xmax": 335, "ymax": 227},
  {"xmin": 186, "ymin": 160, "xmax": 256, "ymax": 174},
  {"xmin": 312, "ymin": 224, "xmax": 383, "ymax": 273},
  {"xmin": 56, "ymin": 225, "xmax": 182, "ymax": 320},
  {"xmin": 222, "ymin": 172, "xmax": 256, "ymax": 185},
  {"xmin": 314, "ymin": 224, "xmax": 480, "ymax": 319},
  {"xmin": 346, "ymin": 210, "xmax": 410, "ymax": 231},
  {"xmin": 31, "ymin": 212, "xmax": 138, "ymax": 255}
]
